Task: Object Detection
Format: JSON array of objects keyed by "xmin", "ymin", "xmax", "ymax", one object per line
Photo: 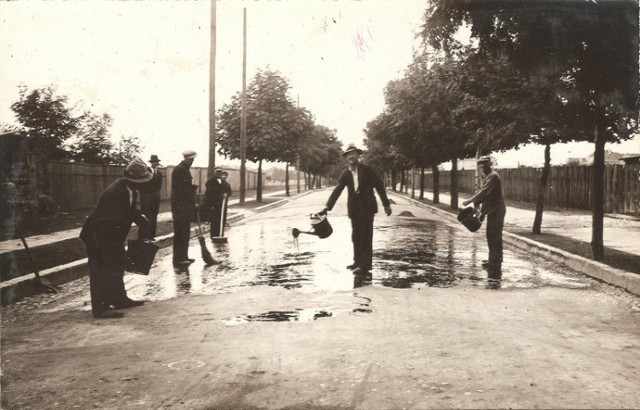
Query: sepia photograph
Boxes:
[{"xmin": 1, "ymin": 1, "xmax": 639, "ymax": 408}]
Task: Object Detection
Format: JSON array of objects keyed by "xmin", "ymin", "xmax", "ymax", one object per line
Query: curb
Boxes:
[
  {"xmin": 0, "ymin": 191, "xmax": 312, "ymax": 305},
  {"xmin": 391, "ymin": 192, "xmax": 640, "ymax": 297}
]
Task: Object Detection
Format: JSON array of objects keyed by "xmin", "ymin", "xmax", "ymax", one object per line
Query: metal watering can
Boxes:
[
  {"xmin": 292, "ymin": 213, "xmax": 333, "ymax": 239},
  {"xmin": 457, "ymin": 206, "xmax": 483, "ymax": 232}
]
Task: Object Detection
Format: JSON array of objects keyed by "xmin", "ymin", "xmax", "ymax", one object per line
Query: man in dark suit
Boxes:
[
  {"xmin": 80, "ymin": 158, "xmax": 151, "ymax": 318},
  {"xmin": 171, "ymin": 150, "xmax": 198, "ymax": 267},
  {"xmin": 220, "ymin": 171, "xmax": 232, "ymax": 228},
  {"xmin": 320, "ymin": 143, "xmax": 392, "ymax": 275},
  {"xmin": 462, "ymin": 156, "xmax": 506, "ymax": 270},
  {"xmin": 204, "ymin": 167, "xmax": 225, "ymax": 238},
  {"xmin": 140, "ymin": 155, "xmax": 162, "ymax": 240}
]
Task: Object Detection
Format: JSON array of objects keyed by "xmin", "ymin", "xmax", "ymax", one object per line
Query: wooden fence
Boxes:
[
  {"xmin": 46, "ymin": 162, "xmax": 263, "ymax": 211},
  {"xmin": 417, "ymin": 164, "xmax": 640, "ymax": 215}
]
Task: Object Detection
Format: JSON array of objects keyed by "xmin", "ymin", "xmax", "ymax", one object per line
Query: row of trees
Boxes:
[
  {"xmin": 363, "ymin": 0, "xmax": 638, "ymax": 260},
  {"xmin": 1, "ymin": 85, "xmax": 144, "ymax": 196},
  {"xmin": 3, "ymin": 85, "xmax": 143, "ymax": 167},
  {"xmin": 216, "ymin": 68, "xmax": 344, "ymax": 200}
]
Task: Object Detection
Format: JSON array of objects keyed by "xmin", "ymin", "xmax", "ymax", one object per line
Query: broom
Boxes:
[{"xmin": 196, "ymin": 207, "xmax": 216, "ymax": 266}]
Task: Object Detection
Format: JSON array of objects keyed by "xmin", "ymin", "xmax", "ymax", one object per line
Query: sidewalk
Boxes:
[{"xmin": 0, "ymin": 188, "xmax": 291, "ymax": 255}]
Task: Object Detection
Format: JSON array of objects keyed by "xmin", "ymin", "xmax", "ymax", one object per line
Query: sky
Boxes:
[{"xmin": 1, "ymin": 1, "xmax": 638, "ymax": 170}]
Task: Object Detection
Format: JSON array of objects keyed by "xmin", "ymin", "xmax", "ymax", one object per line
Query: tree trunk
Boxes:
[
  {"xmin": 411, "ymin": 167, "xmax": 416, "ymax": 199},
  {"xmin": 591, "ymin": 125, "xmax": 605, "ymax": 260},
  {"xmin": 450, "ymin": 157, "xmax": 458, "ymax": 210},
  {"xmin": 285, "ymin": 162, "xmax": 290, "ymax": 196},
  {"xmin": 419, "ymin": 167, "xmax": 425, "ymax": 200},
  {"xmin": 432, "ymin": 164, "xmax": 440, "ymax": 204},
  {"xmin": 257, "ymin": 159, "xmax": 263, "ymax": 203},
  {"xmin": 391, "ymin": 169, "xmax": 397, "ymax": 192},
  {"xmin": 532, "ymin": 144, "xmax": 551, "ymax": 234}
]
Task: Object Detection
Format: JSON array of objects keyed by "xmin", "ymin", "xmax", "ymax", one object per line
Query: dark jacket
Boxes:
[
  {"xmin": 467, "ymin": 171, "xmax": 505, "ymax": 215},
  {"xmin": 80, "ymin": 178, "xmax": 147, "ymax": 245},
  {"xmin": 141, "ymin": 168, "xmax": 162, "ymax": 207},
  {"xmin": 204, "ymin": 176, "xmax": 224, "ymax": 209},
  {"xmin": 171, "ymin": 161, "xmax": 196, "ymax": 218},
  {"xmin": 326, "ymin": 163, "xmax": 390, "ymax": 219}
]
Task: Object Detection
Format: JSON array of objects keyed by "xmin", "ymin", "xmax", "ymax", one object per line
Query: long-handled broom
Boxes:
[
  {"xmin": 16, "ymin": 226, "xmax": 60, "ymax": 293},
  {"xmin": 195, "ymin": 207, "xmax": 216, "ymax": 266}
]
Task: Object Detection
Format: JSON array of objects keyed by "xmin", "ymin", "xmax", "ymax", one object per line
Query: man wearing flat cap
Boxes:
[
  {"xmin": 80, "ymin": 158, "xmax": 151, "ymax": 318},
  {"xmin": 171, "ymin": 150, "xmax": 198, "ymax": 267},
  {"xmin": 320, "ymin": 143, "xmax": 392, "ymax": 275},
  {"xmin": 140, "ymin": 155, "xmax": 163, "ymax": 240},
  {"xmin": 462, "ymin": 156, "xmax": 506, "ymax": 270},
  {"xmin": 204, "ymin": 167, "xmax": 226, "ymax": 238}
]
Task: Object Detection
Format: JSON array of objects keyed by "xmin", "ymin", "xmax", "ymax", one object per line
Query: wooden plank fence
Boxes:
[
  {"xmin": 418, "ymin": 164, "xmax": 640, "ymax": 215},
  {"xmin": 46, "ymin": 162, "xmax": 263, "ymax": 211}
]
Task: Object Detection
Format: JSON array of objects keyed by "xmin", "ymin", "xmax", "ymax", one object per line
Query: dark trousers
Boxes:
[
  {"xmin": 209, "ymin": 205, "xmax": 223, "ymax": 238},
  {"xmin": 172, "ymin": 214, "xmax": 191, "ymax": 263},
  {"xmin": 350, "ymin": 211, "xmax": 375, "ymax": 271},
  {"xmin": 141, "ymin": 197, "xmax": 160, "ymax": 238},
  {"xmin": 83, "ymin": 240, "xmax": 127, "ymax": 316},
  {"xmin": 486, "ymin": 208, "xmax": 506, "ymax": 264}
]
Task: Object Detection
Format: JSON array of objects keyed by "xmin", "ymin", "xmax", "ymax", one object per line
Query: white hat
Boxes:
[{"xmin": 182, "ymin": 150, "xmax": 197, "ymax": 159}]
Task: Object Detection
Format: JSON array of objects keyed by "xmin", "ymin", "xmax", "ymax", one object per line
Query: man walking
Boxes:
[
  {"xmin": 80, "ymin": 158, "xmax": 151, "ymax": 318},
  {"xmin": 462, "ymin": 155, "xmax": 506, "ymax": 270},
  {"xmin": 171, "ymin": 150, "xmax": 198, "ymax": 267},
  {"xmin": 140, "ymin": 155, "xmax": 162, "ymax": 240},
  {"xmin": 320, "ymin": 143, "xmax": 392, "ymax": 275}
]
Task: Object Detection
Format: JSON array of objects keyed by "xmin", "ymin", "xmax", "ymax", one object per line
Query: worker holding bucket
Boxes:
[{"xmin": 462, "ymin": 156, "xmax": 506, "ymax": 270}]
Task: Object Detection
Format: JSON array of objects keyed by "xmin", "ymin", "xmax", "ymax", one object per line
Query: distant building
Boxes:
[{"xmin": 566, "ymin": 150, "xmax": 628, "ymax": 165}]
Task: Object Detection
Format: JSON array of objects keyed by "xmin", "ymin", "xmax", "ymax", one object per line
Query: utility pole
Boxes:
[
  {"xmin": 207, "ymin": 0, "xmax": 217, "ymax": 177},
  {"xmin": 296, "ymin": 94, "xmax": 301, "ymax": 194},
  {"xmin": 239, "ymin": 7, "xmax": 247, "ymax": 204}
]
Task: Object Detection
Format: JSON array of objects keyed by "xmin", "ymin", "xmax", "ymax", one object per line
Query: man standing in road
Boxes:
[
  {"xmin": 171, "ymin": 150, "xmax": 198, "ymax": 267},
  {"xmin": 462, "ymin": 156, "xmax": 506, "ymax": 270},
  {"xmin": 204, "ymin": 167, "xmax": 225, "ymax": 239},
  {"xmin": 140, "ymin": 155, "xmax": 163, "ymax": 240},
  {"xmin": 320, "ymin": 143, "xmax": 392, "ymax": 275},
  {"xmin": 80, "ymin": 158, "xmax": 151, "ymax": 318},
  {"xmin": 220, "ymin": 170, "xmax": 233, "ymax": 228}
]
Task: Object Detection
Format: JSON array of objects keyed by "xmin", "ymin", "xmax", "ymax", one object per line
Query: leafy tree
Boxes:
[
  {"xmin": 68, "ymin": 113, "xmax": 115, "ymax": 164},
  {"xmin": 298, "ymin": 125, "xmax": 343, "ymax": 188},
  {"xmin": 10, "ymin": 85, "xmax": 80, "ymax": 163},
  {"xmin": 111, "ymin": 135, "xmax": 144, "ymax": 166},
  {"xmin": 422, "ymin": 1, "xmax": 638, "ymax": 258},
  {"xmin": 217, "ymin": 69, "xmax": 310, "ymax": 201}
]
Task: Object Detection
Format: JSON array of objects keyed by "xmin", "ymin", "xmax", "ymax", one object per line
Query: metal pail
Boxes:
[
  {"xmin": 457, "ymin": 207, "xmax": 482, "ymax": 232},
  {"xmin": 126, "ymin": 239, "xmax": 159, "ymax": 275}
]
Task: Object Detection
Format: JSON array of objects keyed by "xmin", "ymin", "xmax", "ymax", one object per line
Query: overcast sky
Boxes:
[{"xmin": 1, "ymin": 1, "xmax": 638, "ymax": 169}]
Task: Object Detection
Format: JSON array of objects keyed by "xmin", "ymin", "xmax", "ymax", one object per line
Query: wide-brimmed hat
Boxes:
[
  {"xmin": 213, "ymin": 166, "xmax": 223, "ymax": 173},
  {"xmin": 149, "ymin": 155, "xmax": 161, "ymax": 163},
  {"xmin": 123, "ymin": 158, "xmax": 153, "ymax": 183},
  {"xmin": 477, "ymin": 155, "xmax": 492, "ymax": 164},
  {"xmin": 182, "ymin": 149, "xmax": 197, "ymax": 159},
  {"xmin": 343, "ymin": 143, "xmax": 363, "ymax": 157}
]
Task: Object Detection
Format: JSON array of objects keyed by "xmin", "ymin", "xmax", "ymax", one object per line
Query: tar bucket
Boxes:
[
  {"xmin": 126, "ymin": 239, "xmax": 159, "ymax": 275},
  {"xmin": 292, "ymin": 213, "xmax": 333, "ymax": 239},
  {"xmin": 457, "ymin": 206, "xmax": 482, "ymax": 232}
]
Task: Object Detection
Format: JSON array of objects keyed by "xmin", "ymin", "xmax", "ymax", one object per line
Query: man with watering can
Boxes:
[
  {"xmin": 319, "ymin": 143, "xmax": 392, "ymax": 275},
  {"xmin": 462, "ymin": 156, "xmax": 506, "ymax": 270}
]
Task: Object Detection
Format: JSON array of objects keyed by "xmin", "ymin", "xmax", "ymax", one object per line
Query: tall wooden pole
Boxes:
[
  {"xmin": 207, "ymin": 0, "xmax": 217, "ymax": 177},
  {"xmin": 239, "ymin": 7, "xmax": 247, "ymax": 204}
]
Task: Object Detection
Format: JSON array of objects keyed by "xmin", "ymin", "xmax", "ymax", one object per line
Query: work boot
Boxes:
[{"xmin": 111, "ymin": 298, "xmax": 144, "ymax": 309}]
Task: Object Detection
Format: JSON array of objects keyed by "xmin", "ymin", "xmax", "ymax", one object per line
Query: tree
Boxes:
[
  {"xmin": 422, "ymin": 0, "xmax": 638, "ymax": 258},
  {"xmin": 111, "ymin": 135, "xmax": 144, "ymax": 166},
  {"xmin": 68, "ymin": 113, "xmax": 115, "ymax": 164},
  {"xmin": 217, "ymin": 69, "xmax": 310, "ymax": 201}
]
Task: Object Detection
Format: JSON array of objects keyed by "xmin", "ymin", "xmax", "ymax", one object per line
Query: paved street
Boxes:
[{"xmin": 2, "ymin": 190, "xmax": 640, "ymax": 409}]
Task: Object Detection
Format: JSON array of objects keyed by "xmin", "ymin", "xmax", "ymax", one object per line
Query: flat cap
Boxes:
[{"xmin": 182, "ymin": 150, "xmax": 197, "ymax": 159}]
